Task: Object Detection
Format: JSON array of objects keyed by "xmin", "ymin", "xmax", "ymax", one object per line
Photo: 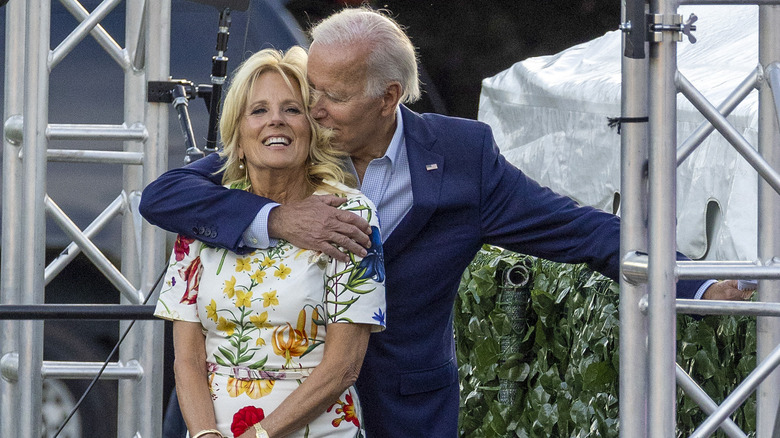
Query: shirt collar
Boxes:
[{"xmin": 383, "ymin": 106, "xmax": 405, "ymax": 165}]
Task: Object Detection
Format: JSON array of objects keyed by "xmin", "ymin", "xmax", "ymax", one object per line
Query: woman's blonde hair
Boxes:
[{"xmin": 218, "ymin": 46, "xmax": 354, "ymax": 192}]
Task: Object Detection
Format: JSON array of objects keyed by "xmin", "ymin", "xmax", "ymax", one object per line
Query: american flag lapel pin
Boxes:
[{"xmin": 426, "ymin": 163, "xmax": 438, "ymax": 171}]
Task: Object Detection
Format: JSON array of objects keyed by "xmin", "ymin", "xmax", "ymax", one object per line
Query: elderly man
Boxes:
[{"xmin": 140, "ymin": 7, "xmax": 747, "ymax": 437}]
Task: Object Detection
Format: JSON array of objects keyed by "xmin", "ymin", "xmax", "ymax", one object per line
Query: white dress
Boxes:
[{"xmin": 154, "ymin": 180, "xmax": 386, "ymax": 438}]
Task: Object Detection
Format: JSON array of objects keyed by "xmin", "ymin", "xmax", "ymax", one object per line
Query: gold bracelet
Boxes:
[
  {"xmin": 191, "ymin": 429, "xmax": 223, "ymax": 438},
  {"xmin": 254, "ymin": 423, "xmax": 270, "ymax": 438}
]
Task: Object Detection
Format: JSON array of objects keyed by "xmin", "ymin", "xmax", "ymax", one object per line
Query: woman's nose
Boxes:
[{"xmin": 269, "ymin": 108, "xmax": 285, "ymax": 125}]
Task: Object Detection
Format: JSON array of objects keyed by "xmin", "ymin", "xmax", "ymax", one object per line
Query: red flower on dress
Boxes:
[
  {"xmin": 178, "ymin": 256, "xmax": 202, "ymax": 304},
  {"xmin": 174, "ymin": 235, "xmax": 196, "ymax": 261},
  {"xmin": 231, "ymin": 405, "xmax": 265, "ymax": 437},
  {"xmin": 328, "ymin": 390, "xmax": 360, "ymax": 428}
]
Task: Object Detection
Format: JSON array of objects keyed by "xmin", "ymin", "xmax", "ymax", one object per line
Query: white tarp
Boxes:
[{"xmin": 479, "ymin": 5, "xmax": 761, "ymax": 261}]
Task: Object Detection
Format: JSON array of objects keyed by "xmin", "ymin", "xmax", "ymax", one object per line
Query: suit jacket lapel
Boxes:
[{"xmin": 383, "ymin": 106, "xmax": 443, "ymax": 261}]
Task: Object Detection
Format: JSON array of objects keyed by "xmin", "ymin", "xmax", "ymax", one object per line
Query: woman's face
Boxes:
[{"xmin": 238, "ymin": 71, "xmax": 311, "ymax": 174}]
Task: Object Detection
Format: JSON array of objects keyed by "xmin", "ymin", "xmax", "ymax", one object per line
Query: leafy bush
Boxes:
[{"xmin": 456, "ymin": 245, "xmax": 756, "ymax": 437}]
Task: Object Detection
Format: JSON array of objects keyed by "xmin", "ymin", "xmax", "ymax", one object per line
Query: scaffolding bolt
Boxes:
[
  {"xmin": 4, "ymin": 114, "xmax": 23, "ymax": 146},
  {"xmin": 648, "ymin": 13, "xmax": 697, "ymax": 44},
  {"xmin": 0, "ymin": 352, "xmax": 19, "ymax": 383}
]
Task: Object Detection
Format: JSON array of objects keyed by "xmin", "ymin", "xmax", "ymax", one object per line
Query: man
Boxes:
[{"xmin": 140, "ymin": 7, "xmax": 748, "ymax": 436}]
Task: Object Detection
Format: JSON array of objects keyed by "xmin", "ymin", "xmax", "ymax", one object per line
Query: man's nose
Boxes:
[{"xmin": 311, "ymin": 100, "xmax": 327, "ymax": 120}]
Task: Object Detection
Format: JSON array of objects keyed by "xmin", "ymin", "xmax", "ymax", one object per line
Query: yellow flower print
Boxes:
[
  {"xmin": 250, "ymin": 311, "xmax": 273, "ymax": 330},
  {"xmin": 226, "ymin": 377, "xmax": 274, "ymax": 399},
  {"xmin": 274, "ymin": 263, "xmax": 291, "ymax": 280},
  {"xmin": 235, "ymin": 257, "xmax": 252, "ymax": 273},
  {"xmin": 256, "ymin": 338, "xmax": 266, "ymax": 347},
  {"xmin": 235, "ymin": 290, "xmax": 253, "ymax": 308},
  {"xmin": 250, "ymin": 270, "xmax": 266, "ymax": 284},
  {"xmin": 262, "ymin": 290, "xmax": 279, "ymax": 308},
  {"xmin": 261, "ymin": 257, "xmax": 276, "ymax": 268},
  {"xmin": 223, "ymin": 276, "xmax": 236, "ymax": 298},
  {"xmin": 206, "ymin": 299, "xmax": 218, "ymax": 322},
  {"xmin": 216, "ymin": 317, "xmax": 235, "ymax": 336}
]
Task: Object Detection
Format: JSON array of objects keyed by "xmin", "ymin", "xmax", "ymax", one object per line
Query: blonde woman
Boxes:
[{"xmin": 153, "ymin": 47, "xmax": 386, "ymax": 438}]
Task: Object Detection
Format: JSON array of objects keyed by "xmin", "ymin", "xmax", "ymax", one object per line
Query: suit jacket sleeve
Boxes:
[
  {"xmin": 475, "ymin": 124, "xmax": 702, "ymax": 299},
  {"xmin": 139, "ymin": 153, "xmax": 271, "ymax": 253}
]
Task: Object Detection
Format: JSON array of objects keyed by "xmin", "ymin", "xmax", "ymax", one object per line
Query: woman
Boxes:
[{"xmin": 154, "ymin": 47, "xmax": 386, "ymax": 438}]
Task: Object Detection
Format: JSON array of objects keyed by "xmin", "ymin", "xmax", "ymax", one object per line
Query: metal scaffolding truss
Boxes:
[
  {"xmin": 1, "ymin": 0, "xmax": 169, "ymax": 436},
  {"xmin": 619, "ymin": 0, "xmax": 780, "ymax": 436}
]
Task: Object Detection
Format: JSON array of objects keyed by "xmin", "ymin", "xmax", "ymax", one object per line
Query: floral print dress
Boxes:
[{"xmin": 154, "ymin": 180, "xmax": 386, "ymax": 438}]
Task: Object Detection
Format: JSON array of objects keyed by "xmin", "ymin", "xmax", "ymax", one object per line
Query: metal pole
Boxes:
[
  {"xmin": 1, "ymin": 0, "xmax": 27, "ymax": 435},
  {"xmin": 117, "ymin": 0, "xmax": 168, "ymax": 436},
  {"xmin": 619, "ymin": 0, "xmax": 650, "ymax": 435},
  {"xmin": 675, "ymin": 365, "xmax": 748, "ymax": 438},
  {"xmin": 676, "ymin": 67, "xmax": 760, "ymax": 166},
  {"xmin": 691, "ymin": 342, "xmax": 780, "ymax": 437},
  {"xmin": 18, "ymin": 0, "xmax": 51, "ymax": 435},
  {"xmin": 757, "ymin": 5, "xmax": 780, "ymax": 436},
  {"xmin": 647, "ymin": 0, "xmax": 679, "ymax": 436}
]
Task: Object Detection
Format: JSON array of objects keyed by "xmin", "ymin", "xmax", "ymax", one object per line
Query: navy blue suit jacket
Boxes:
[{"xmin": 140, "ymin": 105, "xmax": 702, "ymax": 436}]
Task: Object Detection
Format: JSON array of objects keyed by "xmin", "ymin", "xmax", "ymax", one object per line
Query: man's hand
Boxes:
[
  {"xmin": 702, "ymin": 280, "xmax": 755, "ymax": 301},
  {"xmin": 268, "ymin": 195, "xmax": 372, "ymax": 262}
]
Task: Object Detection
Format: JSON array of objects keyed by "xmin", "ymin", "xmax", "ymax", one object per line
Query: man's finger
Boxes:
[
  {"xmin": 330, "ymin": 232, "xmax": 367, "ymax": 258},
  {"xmin": 333, "ymin": 210, "xmax": 372, "ymax": 242},
  {"xmin": 318, "ymin": 243, "xmax": 351, "ymax": 263},
  {"xmin": 319, "ymin": 194, "xmax": 349, "ymax": 207}
]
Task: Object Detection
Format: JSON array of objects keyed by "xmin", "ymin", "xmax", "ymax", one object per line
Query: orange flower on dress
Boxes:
[
  {"xmin": 226, "ymin": 377, "xmax": 274, "ymax": 399},
  {"xmin": 271, "ymin": 309, "xmax": 311, "ymax": 365},
  {"xmin": 328, "ymin": 390, "xmax": 360, "ymax": 428}
]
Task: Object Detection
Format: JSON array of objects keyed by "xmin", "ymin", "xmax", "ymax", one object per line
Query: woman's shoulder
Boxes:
[
  {"xmin": 315, "ymin": 179, "xmax": 357, "ymax": 195},
  {"xmin": 317, "ymin": 179, "xmax": 371, "ymax": 203},
  {"xmin": 318, "ymin": 180, "xmax": 378, "ymax": 223}
]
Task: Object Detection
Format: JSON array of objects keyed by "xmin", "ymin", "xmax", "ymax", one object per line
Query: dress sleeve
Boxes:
[
  {"xmin": 153, "ymin": 234, "xmax": 204, "ymax": 323},
  {"xmin": 324, "ymin": 193, "xmax": 387, "ymax": 332}
]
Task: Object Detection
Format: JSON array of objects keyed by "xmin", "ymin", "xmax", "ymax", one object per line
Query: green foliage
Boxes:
[{"xmin": 456, "ymin": 245, "xmax": 757, "ymax": 437}]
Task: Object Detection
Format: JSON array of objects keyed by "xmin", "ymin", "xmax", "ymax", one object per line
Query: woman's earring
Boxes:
[{"xmin": 240, "ymin": 158, "xmax": 248, "ymax": 183}]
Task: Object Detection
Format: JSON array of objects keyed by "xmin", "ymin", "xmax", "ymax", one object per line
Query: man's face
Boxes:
[{"xmin": 307, "ymin": 43, "xmax": 386, "ymax": 156}]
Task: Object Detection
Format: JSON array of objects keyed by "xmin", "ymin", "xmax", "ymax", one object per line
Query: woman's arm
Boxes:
[
  {"xmin": 173, "ymin": 320, "xmax": 222, "ymax": 438},
  {"xmin": 237, "ymin": 323, "xmax": 373, "ymax": 438}
]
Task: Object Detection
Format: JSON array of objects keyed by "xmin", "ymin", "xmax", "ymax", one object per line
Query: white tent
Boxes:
[{"xmin": 479, "ymin": 5, "xmax": 760, "ymax": 261}]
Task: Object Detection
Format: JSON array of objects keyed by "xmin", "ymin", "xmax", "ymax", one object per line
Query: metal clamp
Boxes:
[{"xmin": 648, "ymin": 13, "xmax": 697, "ymax": 44}]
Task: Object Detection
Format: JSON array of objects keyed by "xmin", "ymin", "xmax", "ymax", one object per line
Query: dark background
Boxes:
[{"xmin": 287, "ymin": 0, "xmax": 622, "ymax": 119}]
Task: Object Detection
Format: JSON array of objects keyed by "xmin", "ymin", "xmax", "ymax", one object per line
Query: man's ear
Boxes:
[{"xmin": 381, "ymin": 82, "xmax": 402, "ymax": 117}]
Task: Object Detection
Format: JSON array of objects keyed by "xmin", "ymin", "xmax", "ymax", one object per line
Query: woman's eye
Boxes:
[
  {"xmin": 249, "ymin": 107, "xmax": 266, "ymax": 115},
  {"xmin": 285, "ymin": 106, "xmax": 302, "ymax": 114}
]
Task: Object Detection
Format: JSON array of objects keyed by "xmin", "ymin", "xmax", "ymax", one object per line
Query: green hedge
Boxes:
[{"xmin": 455, "ymin": 245, "xmax": 757, "ymax": 437}]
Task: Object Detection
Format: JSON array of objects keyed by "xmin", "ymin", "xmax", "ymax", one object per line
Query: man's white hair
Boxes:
[{"xmin": 310, "ymin": 7, "xmax": 421, "ymax": 103}]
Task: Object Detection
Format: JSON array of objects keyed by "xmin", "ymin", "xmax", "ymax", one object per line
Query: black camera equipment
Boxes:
[{"xmin": 148, "ymin": 0, "xmax": 248, "ymax": 163}]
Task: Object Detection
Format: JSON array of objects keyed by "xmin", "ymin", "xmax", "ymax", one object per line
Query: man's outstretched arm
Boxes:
[
  {"xmin": 140, "ymin": 153, "xmax": 371, "ymax": 259},
  {"xmin": 139, "ymin": 154, "xmax": 264, "ymax": 252}
]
